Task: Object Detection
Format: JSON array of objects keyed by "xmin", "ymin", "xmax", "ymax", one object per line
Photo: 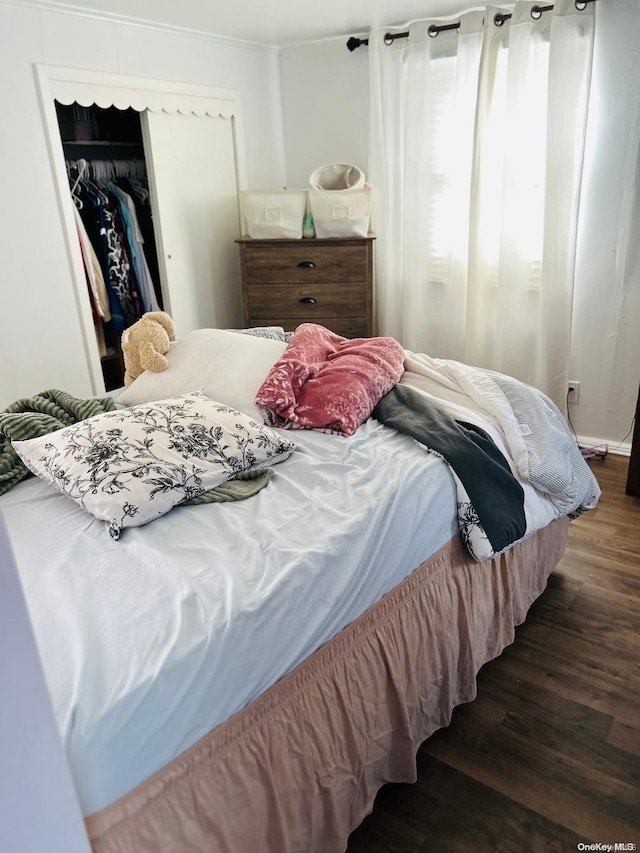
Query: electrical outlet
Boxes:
[{"xmin": 568, "ymin": 380, "xmax": 580, "ymax": 404}]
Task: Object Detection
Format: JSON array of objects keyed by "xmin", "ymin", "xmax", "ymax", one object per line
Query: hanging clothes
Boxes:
[
  {"xmin": 121, "ymin": 177, "xmax": 163, "ymax": 309},
  {"xmin": 68, "ymin": 159, "xmax": 162, "ymax": 331},
  {"xmin": 73, "ymin": 207, "xmax": 111, "ymax": 321},
  {"xmin": 100, "ymin": 184, "xmax": 141, "ymax": 326},
  {"xmin": 75, "ymin": 178, "xmax": 129, "ymax": 330},
  {"xmin": 107, "ymin": 181, "xmax": 160, "ymax": 313}
]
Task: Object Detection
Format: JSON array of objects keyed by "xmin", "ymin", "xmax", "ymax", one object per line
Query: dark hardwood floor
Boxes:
[{"xmin": 347, "ymin": 454, "xmax": 640, "ymax": 852}]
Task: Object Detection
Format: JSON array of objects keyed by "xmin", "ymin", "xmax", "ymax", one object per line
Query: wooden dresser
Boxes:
[{"xmin": 236, "ymin": 236, "xmax": 374, "ymax": 338}]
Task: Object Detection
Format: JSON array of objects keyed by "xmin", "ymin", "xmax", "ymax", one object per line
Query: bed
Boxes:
[{"xmin": 0, "ymin": 324, "xmax": 599, "ymax": 853}]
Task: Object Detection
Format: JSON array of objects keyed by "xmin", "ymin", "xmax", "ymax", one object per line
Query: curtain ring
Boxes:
[
  {"xmin": 575, "ymin": 0, "xmax": 587, "ymax": 9},
  {"xmin": 427, "ymin": 24, "xmax": 439, "ymax": 38},
  {"xmin": 383, "ymin": 32, "xmax": 394, "ymax": 45},
  {"xmin": 531, "ymin": 5, "xmax": 543, "ymax": 19},
  {"xmin": 494, "ymin": 12, "xmax": 506, "ymax": 26}
]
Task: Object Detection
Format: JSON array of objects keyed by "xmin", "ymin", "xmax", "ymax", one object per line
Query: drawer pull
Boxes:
[
  {"xmin": 299, "ymin": 296, "xmax": 317, "ymax": 305},
  {"xmin": 297, "ymin": 261, "xmax": 316, "ymax": 269}
]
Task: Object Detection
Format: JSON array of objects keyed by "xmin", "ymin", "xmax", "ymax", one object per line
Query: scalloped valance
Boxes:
[
  {"xmin": 52, "ymin": 84, "xmax": 236, "ymax": 118},
  {"xmin": 42, "ymin": 67, "xmax": 241, "ymax": 120}
]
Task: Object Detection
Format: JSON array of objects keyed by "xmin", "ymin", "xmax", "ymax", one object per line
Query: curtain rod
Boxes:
[{"xmin": 346, "ymin": 0, "xmax": 598, "ymax": 51}]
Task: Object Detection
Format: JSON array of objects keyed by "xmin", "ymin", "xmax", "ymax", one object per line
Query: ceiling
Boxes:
[{"xmin": 48, "ymin": 0, "xmax": 467, "ymax": 47}]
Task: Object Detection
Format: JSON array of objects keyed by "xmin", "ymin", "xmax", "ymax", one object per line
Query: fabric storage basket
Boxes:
[
  {"xmin": 309, "ymin": 163, "xmax": 365, "ymax": 192},
  {"xmin": 308, "ymin": 187, "xmax": 372, "ymax": 238},
  {"xmin": 240, "ymin": 190, "xmax": 306, "ymax": 239}
]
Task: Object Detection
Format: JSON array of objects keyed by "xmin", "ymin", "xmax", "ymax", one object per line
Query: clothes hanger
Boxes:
[
  {"xmin": 67, "ymin": 158, "xmax": 87, "ymax": 209},
  {"xmin": 68, "ymin": 158, "xmax": 87, "ymax": 193}
]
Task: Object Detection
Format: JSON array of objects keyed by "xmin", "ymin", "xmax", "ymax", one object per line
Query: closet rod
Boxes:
[
  {"xmin": 346, "ymin": 0, "xmax": 598, "ymax": 51},
  {"xmin": 65, "ymin": 157, "xmax": 147, "ymax": 181}
]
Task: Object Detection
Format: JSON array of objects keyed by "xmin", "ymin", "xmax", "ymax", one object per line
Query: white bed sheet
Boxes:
[{"xmin": 0, "ymin": 419, "xmax": 461, "ymax": 816}]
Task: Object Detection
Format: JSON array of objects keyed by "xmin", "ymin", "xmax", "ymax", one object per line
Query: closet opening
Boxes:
[{"xmin": 55, "ymin": 102, "xmax": 163, "ymax": 391}]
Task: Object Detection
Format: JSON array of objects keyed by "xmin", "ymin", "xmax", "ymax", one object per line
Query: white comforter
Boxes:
[
  {"xmin": 404, "ymin": 353, "xmax": 599, "ymax": 506},
  {"xmin": 399, "ymin": 352, "xmax": 600, "ymax": 558}
]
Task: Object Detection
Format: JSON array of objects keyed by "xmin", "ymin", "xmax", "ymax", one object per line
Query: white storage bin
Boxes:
[
  {"xmin": 308, "ymin": 187, "xmax": 372, "ymax": 238},
  {"xmin": 240, "ymin": 190, "xmax": 306, "ymax": 239},
  {"xmin": 309, "ymin": 163, "xmax": 365, "ymax": 192}
]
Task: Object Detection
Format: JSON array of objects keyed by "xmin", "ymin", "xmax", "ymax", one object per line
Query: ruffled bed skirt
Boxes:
[{"xmin": 86, "ymin": 520, "xmax": 568, "ymax": 852}]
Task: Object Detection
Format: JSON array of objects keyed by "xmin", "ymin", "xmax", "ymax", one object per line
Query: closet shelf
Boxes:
[{"xmin": 62, "ymin": 140, "xmax": 143, "ymax": 147}]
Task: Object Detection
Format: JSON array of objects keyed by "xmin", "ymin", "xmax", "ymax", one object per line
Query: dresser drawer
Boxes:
[
  {"xmin": 238, "ymin": 236, "xmax": 374, "ymax": 340},
  {"xmin": 243, "ymin": 243, "xmax": 368, "ymax": 284},
  {"xmin": 247, "ymin": 282, "xmax": 366, "ymax": 319},
  {"xmin": 255, "ymin": 317, "xmax": 370, "ymax": 339}
]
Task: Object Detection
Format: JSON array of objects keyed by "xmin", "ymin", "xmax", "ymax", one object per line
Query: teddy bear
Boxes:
[{"xmin": 121, "ymin": 311, "xmax": 176, "ymax": 387}]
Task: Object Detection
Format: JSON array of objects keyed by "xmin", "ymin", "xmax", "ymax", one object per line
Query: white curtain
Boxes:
[{"xmin": 368, "ymin": 0, "xmax": 595, "ymax": 408}]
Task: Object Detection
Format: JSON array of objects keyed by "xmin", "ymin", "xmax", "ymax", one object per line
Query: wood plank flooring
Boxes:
[{"xmin": 347, "ymin": 455, "xmax": 640, "ymax": 852}]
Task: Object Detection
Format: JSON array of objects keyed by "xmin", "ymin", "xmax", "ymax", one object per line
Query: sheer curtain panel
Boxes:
[{"xmin": 368, "ymin": 0, "xmax": 595, "ymax": 408}]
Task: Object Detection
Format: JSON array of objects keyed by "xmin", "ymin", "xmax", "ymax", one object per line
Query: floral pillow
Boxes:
[{"xmin": 12, "ymin": 391, "xmax": 295, "ymax": 540}]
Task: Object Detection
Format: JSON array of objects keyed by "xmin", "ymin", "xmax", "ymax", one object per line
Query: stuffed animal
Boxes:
[{"xmin": 121, "ymin": 311, "xmax": 176, "ymax": 387}]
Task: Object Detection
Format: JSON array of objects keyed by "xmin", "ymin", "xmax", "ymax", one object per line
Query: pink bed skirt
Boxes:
[{"xmin": 86, "ymin": 520, "xmax": 568, "ymax": 853}]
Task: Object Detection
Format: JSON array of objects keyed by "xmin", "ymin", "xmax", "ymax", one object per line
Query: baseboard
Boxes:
[{"xmin": 576, "ymin": 434, "xmax": 631, "ymax": 458}]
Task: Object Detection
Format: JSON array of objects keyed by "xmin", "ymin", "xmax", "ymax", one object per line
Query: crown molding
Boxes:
[{"xmin": 0, "ymin": 0, "xmax": 281, "ymax": 54}]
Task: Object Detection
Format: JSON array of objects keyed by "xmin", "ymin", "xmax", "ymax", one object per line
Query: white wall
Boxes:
[
  {"xmin": 280, "ymin": 3, "xmax": 640, "ymax": 448},
  {"xmin": 0, "ymin": 2, "xmax": 286, "ymax": 409},
  {"xmin": 281, "ymin": 38, "xmax": 369, "ymax": 188}
]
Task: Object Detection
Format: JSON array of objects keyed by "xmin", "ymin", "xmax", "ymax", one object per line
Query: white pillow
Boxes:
[
  {"xmin": 117, "ymin": 328, "xmax": 287, "ymax": 421},
  {"xmin": 12, "ymin": 391, "xmax": 295, "ymax": 540}
]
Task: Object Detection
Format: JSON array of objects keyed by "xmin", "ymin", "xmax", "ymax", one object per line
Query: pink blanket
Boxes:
[{"xmin": 255, "ymin": 323, "xmax": 405, "ymax": 436}]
